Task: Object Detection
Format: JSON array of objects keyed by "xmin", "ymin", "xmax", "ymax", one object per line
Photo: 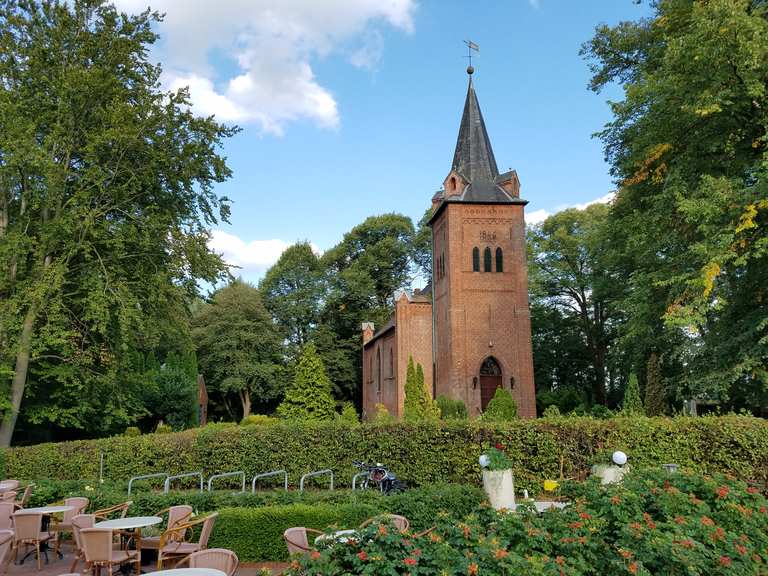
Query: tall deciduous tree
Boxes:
[
  {"xmin": 260, "ymin": 242, "xmax": 323, "ymax": 350},
  {"xmin": 277, "ymin": 343, "xmax": 336, "ymax": 421},
  {"xmin": 0, "ymin": 0, "xmax": 235, "ymax": 445},
  {"xmin": 528, "ymin": 204, "xmax": 621, "ymax": 405},
  {"xmin": 193, "ymin": 281, "xmax": 282, "ymax": 419},
  {"xmin": 644, "ymin": 352, "xmax": 666, "ymax": 416},
  {"xmin": 582, "ymin": 0, "xmax": 768, "ymax": 411}
]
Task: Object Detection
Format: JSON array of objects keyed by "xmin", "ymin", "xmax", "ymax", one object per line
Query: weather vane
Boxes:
[{"xmin": 464, "ymin": 40, "xmax": 479, "ymax": 74}]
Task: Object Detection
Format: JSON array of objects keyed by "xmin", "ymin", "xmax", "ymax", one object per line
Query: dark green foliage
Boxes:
[
  {"xmin": 482, "ymin": 388, "xmax": 518, "ymax": 421},
  {"xmin": 9, "ymin": 417, "xmax": 768, "ymax": 490},
  {"xmin": 277, "ymin": 343, "xmax": 335, "ymax": 421},
  {"xmin": 645, "ymin": 352, "xmax": 666, "ymax": 416},
  {"xmin": 436, "ymin": 396, "xmax": 468, "ymax": 420},
  {"xmin": 193, "ymin": 280, "xmax": 283, "ymax": 420},
  {"xmin": 622, "ymin": 374, "xmax": 644, "ymax": 416},
  {"xmin": 148, "ymin": 352, "xmax": 197, "ymax": 430},
  {"xmin": 541, "ymin": 405, "xmax": 561, "ymax": 418},
  {"xmin": 403, "ymin": 357, "xmax": 419, "ymax": 421}
]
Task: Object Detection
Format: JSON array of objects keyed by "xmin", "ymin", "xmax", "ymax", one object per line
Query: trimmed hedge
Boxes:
[{"xmin": 6, "ymin": 417, "xmax": 768, "ymax": 491}]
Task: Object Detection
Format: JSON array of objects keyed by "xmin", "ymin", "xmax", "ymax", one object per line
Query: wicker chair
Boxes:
[
  {"xmin": 0, "ymin": 530, "xmax": 14, "ymax": 573},
  {"xmin": 68, "ymin": 514, "xmax": 95, "ymax": 573},
  {"xmin": 156, "ymin": 512, "xmax": 218, "ymax": 569},
  {"xmin": 140, "ymin": 505, "xmax": 193, "ymax": 551},
  {"xmin": 52, "ymin": 497, "xmax": 89, "ymax": 555},
  {"xmin": 359, "ymin": 514, "xmax": 410, "ymax": 531},
  {"xmin": 0, "ymin": 482, "xmax": 19, "ymax": 494},
  {"xmin": 16, "ymin": 485, "xmax": 34, "ymax": 508},
  {"xmin": 79, "ymin": 528, "xmax": 139, "ymax": 576},
  {"xmin": 175, "ymin": 548, "xmax": 239, "ymax": 576},
  {"xmin": 283, "ymin": 527, "xmax": 324, "ymax": 556},
  {"xmin": 93, "ymin": 502, "xmax": 131, "ymax": 521},
  {"xmin": 12, "ymin": 512, "xmax": 53, "ymax": 571},
  {"xmin": 0, "ymin": 494, "xmax": 17, "ymax": 504},
  {"xmin": 0, "ymin": 503, "xmax": 19, "ymax": 531}
]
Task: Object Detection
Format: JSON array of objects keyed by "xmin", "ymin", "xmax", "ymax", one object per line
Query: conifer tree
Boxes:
[
  {"xmin": 482, "ymin": 388, "xmax": 518, "ymax": 421},
  {"xmin": 277, "ymin": 343, "xmax": 335, "ymax": 421},
  {"xmin": 621, "ymin": 373, "xmax": 645, "ymax": 416},
  {"xmin": 644, "ymin": 352, "xmax": 666, "ymax": 416},
  {"xmin": 416, "ymin": 363, "xmax": 440, "ymax": 421},
  {"xmin": 403, "ymin": 356, "xmax": 421, "ymax": 421}
]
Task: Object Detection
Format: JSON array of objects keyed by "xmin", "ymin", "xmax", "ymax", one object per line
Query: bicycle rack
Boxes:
[
  {"xmin": 299, "ymin": 469, "xmax": 334, "ymax": 491},
  {"xmin": 163, "ymin": 471, "xmax": 204, "ymax": 494},
  {"xmin": 351, "ymin": 472, "xmax": 368, "ymax": 490},
  {"xmin": 207, "ymin": 471, "xmax": 246, "ymax": 493},
  {"xmin": 251, "ymin": 470, "xmax": 289, "ymax": 492},
  {"xmin": 128, "ymin": 473, "xmax": 169, "ymax": 495}
]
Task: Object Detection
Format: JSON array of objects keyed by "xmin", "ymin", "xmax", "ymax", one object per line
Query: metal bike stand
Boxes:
[
  {"xmin": 128, "ymin": 472, "xmax": 169, "ymax": 496},
  {"xmin": 299, "ymin": 469, "xmax": 334, "ymax": 491},
  {"xmin": 163, "ymin": 471, "xmax": 204, "ymax": 493},
  {"xmin": 251, "ymin": 470, "xmax": 289, "ymax": 492},
  {"xmin": 207, "ymin": 471, "xmax": 246, "ymax": 493}
]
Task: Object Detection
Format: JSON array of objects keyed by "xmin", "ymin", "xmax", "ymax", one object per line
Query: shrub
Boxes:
[
  {"xmin": 124, "ymin": 427, "xmax": 141, "ymax": 437},
  {"xmin": 436, "ymin": 396, "xmax": 468, "ymax": 420},
  {"xmin": 154, "ymin": 422, "xmax": 172, "ymax": 434},
  {"xmin": 288, "ymin": 469, "xmax": 768, "ymax": 575},
  {"xmin": 337, "ymin": 403, "xmax": 359, "ymax": 425},
  {"xmin": 541, "ymin": 404, "xmax": 561, "ymax": 418},
  {"xmin": 482, "ymin": 388, "xmax": 518, "ymax": 421},
  {"xmin": 371, "ymin": 403, "xmax": 395, "ymax": 425},
  {"xmin": 6, "ymin": 417, "xmax": 768, "ymax": 490},
  {"xmin": 645, "ymin": 352, "xmax": 666, "ymax": 416},
  {"xmin": 240, "ymin": 414, "xmax": 278, "ymax": 426}
]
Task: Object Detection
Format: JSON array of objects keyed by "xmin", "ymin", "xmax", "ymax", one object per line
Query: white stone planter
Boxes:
[{"xmin": 482, "ymin": 469, "xmax": 516, "ymax": 510}]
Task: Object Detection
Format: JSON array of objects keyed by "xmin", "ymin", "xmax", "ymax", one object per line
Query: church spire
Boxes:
[{"xmin": 451, "ymin": 70, "xmax": 499, "ymax": 184}]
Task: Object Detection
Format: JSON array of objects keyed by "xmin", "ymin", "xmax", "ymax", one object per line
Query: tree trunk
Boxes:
[
  {"xmin": 0, "ymin": 305, "xmax": 37, "ymax": 447},
  {"xmin": 240, "ymin": 390, "xmax": 252, "ymax": 419},
  {"xmin": 592, "ymin": 346, "xmax": 607, "ymax": 406}
]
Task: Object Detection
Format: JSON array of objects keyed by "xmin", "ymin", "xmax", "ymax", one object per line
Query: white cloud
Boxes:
[
  {"xmin": 525, "ymin": 192, "xmax": 615, "ymax": 226},
  {"xmin": 114, "ymin": 0, "xmax": 415, "ymax": 135},
  {"xmin": 209, "ymin": 230, "xmax": 321, "ymax": 279},
  {"xmin": 528, "ymin": 0, "xmax": 541, "ymax": 8}
]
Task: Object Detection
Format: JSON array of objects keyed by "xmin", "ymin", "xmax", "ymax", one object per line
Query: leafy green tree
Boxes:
[
  {"xmin": 193, "ymin": 281, "xmax": 282, "ymax": 419},
  {"xmin": 403, "ymin": 357, "xmax": 420, "ymax": 422},
  {"xmin": 310, "ymin": 323, "xmax": 358, "ymax": 402},
  {"xmin": 149, "ymin": 352, "xmax": 197, "ymax": 430},
  {"xmin": 411, "ymin": 207, "xmax": 433, "ymax": 280},
  {"xmin": 0, "ymin": 1, "xmax": 235, "ymax": 445},
  {"xmin": 582, "ymin": 0, "xmax": 768, "ymax": 411},
  {"xmin": 644, "ymin": 352, "xmax": 666, "ymax": 416},
  {"xmin": 482, "ymin": 388, "xmax": 518, "ymax": 422},
  {"xmin": 528, "ymin": 204, "xmax": 621, "ymax": 405},
  {"xmin": 337, "ymin": 402, "xmax": 359, "ymax": 425},
  {"xmin": 259, "ymin": 242, "xmax": 323, "ymax": 350},
  {"xmin": 416, "ymin": 363, "xmax": 439, "ymax": 421},
  {"xmin": 277, "ymin": 343, "xmax": 336, "ymax": 421},
  {"xmin": 621, "ymin": 373, "xmax": 644, "ymax": 416}
]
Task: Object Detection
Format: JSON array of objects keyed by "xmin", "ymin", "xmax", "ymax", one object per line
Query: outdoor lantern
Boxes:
[{"xmin": 612, "ymin": 451, "xmax": 628, "ymax": 466}]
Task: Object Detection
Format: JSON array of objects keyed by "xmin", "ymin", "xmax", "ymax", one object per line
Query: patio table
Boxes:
[
  {"xmin": 0, "ymin": 482, "xmax": 17, "ymax": 493},
  {"xmin": 150, "ymin": 569, "xmax": 226, "ymax": 576},
  {"xmin": 95, "ymin": 515, "xmax": 162, "ymax": 554},
  {"xmin": 16, "ymin": 505, "xmax": 74, "ymax": 564}
]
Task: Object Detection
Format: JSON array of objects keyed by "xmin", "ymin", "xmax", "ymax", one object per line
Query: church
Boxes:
[{"xmin": 361, "ymin": 67, "xmax": 536, "ymax": 419}]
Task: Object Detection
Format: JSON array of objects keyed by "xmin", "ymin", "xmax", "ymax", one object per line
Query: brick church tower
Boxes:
[{"xmin": 429, "ymin": 68, "xmax": 536, "ymax": 418}]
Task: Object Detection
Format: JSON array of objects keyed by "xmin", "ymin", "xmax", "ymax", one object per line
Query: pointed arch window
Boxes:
[
  {"xmin": 376, "ymin": 348, "xmax": 382, "ymax": 394},
  {"xmin": 495, "ymin": 247, "xmax": 503, "ymax": 273},
  {"xmin": 389, "ymin": 348, "xmax": 394, "ymax": 379},
  {"xmin": 472, "ymin": 247, "xmax": 480, "ymax": 272},
  {"xmin": 483, "ymin": 247, "xmax": 492, "ymax": 272}
]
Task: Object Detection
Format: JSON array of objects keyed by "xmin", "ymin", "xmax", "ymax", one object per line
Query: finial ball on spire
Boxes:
[{"xmin": 467, "ymin": 65, "xmax": 474, "ymax": 75}]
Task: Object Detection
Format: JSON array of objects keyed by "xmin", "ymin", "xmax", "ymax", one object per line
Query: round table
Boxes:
[
  {"xmin": 150, "ymin": 569, "xmax": 225, "ymax": 576},
  {"xmin": 94, "ymin": 516, "xmax": 163, "ymax": 560},
  {"xmin": 0, "ymin": 482, "xmax": 17, "ymax": 493},
  {"xmin": 15, "ymin": 505, "xmax": 74, "ymax": 515}
]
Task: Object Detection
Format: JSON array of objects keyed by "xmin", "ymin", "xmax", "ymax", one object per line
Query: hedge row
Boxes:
[
  {"xmin": 5, "ymin": 417, "xmax": 768, "ymax": 491},
  {"xmin": 25, "ymin": 481, "xmax": 485, "ymax": 561}
]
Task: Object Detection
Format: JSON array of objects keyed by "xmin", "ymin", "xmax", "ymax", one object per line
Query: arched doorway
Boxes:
[{"xmin": 479, "ymin": 356, "xmax": 502, "ymax": 410}]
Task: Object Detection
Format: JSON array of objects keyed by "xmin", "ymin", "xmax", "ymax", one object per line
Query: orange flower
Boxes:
[
  {"xmin": 642, "ymin": 513, "xmax": 656, "ymax": 530},
  {"xmin": 463, "ymin": 525, "xmax": 472, "ymax": 539},
  {"xmin": 700, "ymin": 516, "xmax": 715, "ymax": 526},
  {"xmin": 719, "ymin": 556, "xmax": 732, "ymax": 567},
  {"xmin": 619, "ymin": 549, "xmax": 633, "ymax": 559},
  {"xmin": 629, "ymin": 522, "xmax": 643, "ymax": 531},
  {"xmin": 579, "ymin": 512, "xmax": 592, "ymax": 520},
  {"xmin": 716, "ymin": 486, "xmax": 730, "ymax": 499},
  {"xmin": 611, "ymin": 495, "xmax": 621, "ymax": 505},
  {"xmin": 310, "ymin": 551, "xmax": 321, "ymax": 560},
  {"xmin": 747, "ymin": 486, "xmax": 759, "ymax": 494},
  {"xmin": 555, "ymin": 556, "xmax": 565, "ymax": 566},
  {"xmin": 290, "ymin": 560, "xmax": 301, "ymax": 570},
  {"xmin": 378, "ymin": 524, "xmax": 388, "ymax": 536},
  {"xmin": 403, "ymin": 557, "xmax": 417, "ymax": 566},
  {"xmin": 357, "ymin": 551, "xmax": 368, "ymax": 561},
  {"xmin": 568, "ymin": 521, "xmax": 583, "ymax": 529},
  {"xmin": 468, "ymin": 562, "xmax": 479, "ymax": 575},
  {"xmin": 674, "ymin": 516, "xmax": 685, "ymax": 525},
  {"xmin": 628, "ymin": 562, "xmax": 638, "ymax": 574},
  {"xmin": 736, "ymin": 544, "xmax": 747, "ymax": 556},
  {"xmin": 495, "ymin": 549, "xmax": 509, "ymax": 559},
  {"xmin": 760, "ymin": 506, "xmax": 767, "ymax": 514},
  {"xmin": 674, "ymin": 539, "xmax": 694, "ymax": 549}
]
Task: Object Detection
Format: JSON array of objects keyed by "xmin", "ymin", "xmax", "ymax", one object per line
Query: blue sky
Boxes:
[{"xmin": 116, "ymin": 0, "xmax": 651, "ymax": 281}]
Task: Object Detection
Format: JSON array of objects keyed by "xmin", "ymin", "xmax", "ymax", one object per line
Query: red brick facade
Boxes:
[{"xmin": 361, "ymin": 73, "xmax": 536, "ymax": 420}]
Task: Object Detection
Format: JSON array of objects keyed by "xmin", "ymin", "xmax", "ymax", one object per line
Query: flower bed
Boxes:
[{"xmin": 286, "ymin": 469, "xmax": 768, "ymax": 575}]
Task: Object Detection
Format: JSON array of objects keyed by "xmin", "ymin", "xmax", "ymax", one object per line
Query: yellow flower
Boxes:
[{"xmin": 544, "ymin": 479, "xmax": 559, "ymax": 492}]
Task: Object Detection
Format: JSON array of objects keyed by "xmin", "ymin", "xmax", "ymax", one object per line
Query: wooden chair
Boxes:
[
  {"xmin": 140, "ymin": 505, "xmax": 193, "ymax": 551},
  {"xmin": 68, "ymin": 514, "xmax": 94, "ymax": 573},
  {"xmin": 79, "ymin": 528, "xmax": 139, "ymax": 576},
  {"xmin": 12, "ymin": 512, "xmax": 53, "ymax": 571},
  {"xmin": 359, "ymin": 514, "xmax": 410, "ymax": 531},
  {"xmin": 283, "ymin": 527, "xmax": 324, "ymax": 556},
  {"xmin": 156, "ymin": 512, "xmax": 218, "ymax": 569},
  {"xmin": 52, "ymin": 497, "xmax": 89, "ymax": 555},
  {"xmin": 175, "ymin": 548, "xmax": 239, "ymax": 576},
  {"xmin": 93, "ymin": 501, "xmax": 131, "ymax": 521}
]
